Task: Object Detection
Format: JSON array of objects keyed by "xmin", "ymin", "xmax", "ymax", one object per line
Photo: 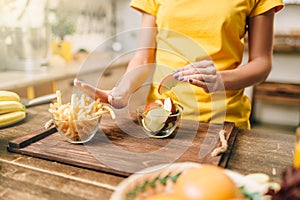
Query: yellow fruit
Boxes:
[
  {"xmin": 175, "ymin": 165, "xmax": 238, "ymax": 200},
  {"xmin": 0, "ymin": 90, "xmax": 20, "ymax": 102},
  {"xmin": 0, "ymin": 111, "xmax": 26, "ymax": 128},
  {"xmin": 0, "ymin": 101, "xmax": 25, "ymax": 114}
]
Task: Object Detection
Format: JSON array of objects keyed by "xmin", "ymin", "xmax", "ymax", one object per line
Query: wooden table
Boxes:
[{"xmin": 0, "ymin": 104, "xmax": 295, "ymax": 200}]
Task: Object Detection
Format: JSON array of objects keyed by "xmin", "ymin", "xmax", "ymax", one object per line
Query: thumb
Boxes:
[{"xmin": 108, "ymin": 94, "xmax": 113, "ymax": 105}]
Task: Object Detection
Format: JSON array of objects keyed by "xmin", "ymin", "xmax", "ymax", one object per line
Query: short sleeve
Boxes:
[
  {"xmin": 130, "ymin": 0, "xmax": 158, "ymax": 16},
  {"xmin": 250, "ymin": 0, "xmax": 284, "ymax": 17}
]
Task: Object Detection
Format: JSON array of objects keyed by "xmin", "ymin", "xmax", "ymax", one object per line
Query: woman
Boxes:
[{"xmin": 75, "ymin": 0, "xmax": 284, "ymax": 129}]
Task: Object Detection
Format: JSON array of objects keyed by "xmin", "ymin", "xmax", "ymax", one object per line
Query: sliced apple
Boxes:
[
  {"xmin": 143, "ymin": 102, "xmax": 161, "ymax": 114},
  {"xmin": 163, "ymin": 97, "xmax": 176, "ymax": 114},
  {"xmin": 141, "ymin": 118, "xmax": 153, "ymax": 132},
  {"xmin": 158, "ymin": 74, "xmax": 180, "ymax": 94},
  {"xmin": 143, "ymin": 106, "xmax": 171, "ymax": 132},
  {"xmin": 154, "ymin": 99, "xmax": 164, "ymax": 106}
]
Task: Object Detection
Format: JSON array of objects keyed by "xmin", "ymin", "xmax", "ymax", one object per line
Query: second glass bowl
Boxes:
[{"xmin": 136, "ymin": 104, "xmax": 182, "ymax": 138}]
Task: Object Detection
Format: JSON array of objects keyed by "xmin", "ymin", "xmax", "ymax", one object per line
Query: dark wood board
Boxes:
[{"xmin": 7, "ymin": 117, "xmax": 238, "ymax": 177}]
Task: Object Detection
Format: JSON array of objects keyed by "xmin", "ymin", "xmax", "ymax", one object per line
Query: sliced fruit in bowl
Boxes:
[
  {"xmin": 136, "ymin": 97, "xmax": 182, "ymax": 138},
  {"xmin": 163, "ymin": 97, "xmax": 176, "ymax": 113},
  {"xmin": 143, "ymin": 102, "xmax": 163, "ymax": 114},
  {"xmin": 142, "ymin": 105, "xmax": 171, "ymax": 133}
]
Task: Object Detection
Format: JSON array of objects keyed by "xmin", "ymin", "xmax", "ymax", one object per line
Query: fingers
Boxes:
[
  {"xmin": 173, "ymin": 60, "xmax": 216, "ymax": 82},
  {"xmin": 188, "ymin": 78, "xmax": 209, "ymax": 93},
  {"xmin": 73, "ymin": 78, "xmax": 82, "ymax": 87},
  {"xmin": 173, "ymin": 60, "xmax": 223, "ymax": 93},
  {"xmin": 175, "ymin": 61, "xmax": 215, "ymax": 76},
  {"xmin": 188, "ymin": 74, "xmax": 217, "ymax": 82},
  {"xmin": 74, "ymin": 79, "xmax": 128, "ymax": 108},
  {"xmin": 107, "ymin": 94, "xmax": 113, "ymax": 105},
  {"xmin": 175, "ymin": 60, "xmax": 214, "ymax": 72},
  {"xmin": 188, "ymin": 74, "xmax": 224, "ymax": 93},
  {"xmin": 109, "ymin": 87, "xmax": 128, "ymax": 109},
  {"xmin": 73, "ymin": 79, "xmax": 109, "ymax": 103}
]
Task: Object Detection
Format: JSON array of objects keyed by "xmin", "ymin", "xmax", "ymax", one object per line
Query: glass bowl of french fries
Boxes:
[
  {"xmin": 48, "ymin": 91, "xmax": 115, "ymax": 144},
  {"xmin": 53, "ymin": 115, "xmax": 101, "ymax": 144}
]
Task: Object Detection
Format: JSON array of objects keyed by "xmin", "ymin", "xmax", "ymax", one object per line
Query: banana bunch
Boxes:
[{"xmin": 0, "ymin": 91, "xmax": 26, "ymax": 128}]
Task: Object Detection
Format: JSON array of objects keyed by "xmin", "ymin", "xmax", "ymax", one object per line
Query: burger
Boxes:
[{"xmin": 146, "ymin": 164, "xmax": 245, "ymax": 200}]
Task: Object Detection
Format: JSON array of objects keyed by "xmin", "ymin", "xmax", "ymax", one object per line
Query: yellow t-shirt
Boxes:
[{"xmin": 130, "ymin": 0, "xmax": 283, "ymax": 129}]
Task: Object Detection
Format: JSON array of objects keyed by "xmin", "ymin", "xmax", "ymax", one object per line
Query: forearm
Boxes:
[
  {"xmin": 115, "ymin": 51, "xmax": 155, "ymax": 96},
  {"xmin": 109, "ymin": 53, "xmax": 155, "ymax": 108},
  {"xmin": 221, "ymin": 56, "xmax": 272, "ymax": 90}
]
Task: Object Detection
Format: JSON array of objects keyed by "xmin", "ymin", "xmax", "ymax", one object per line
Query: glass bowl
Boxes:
[
  {"xmin": 53, "ymin": 115, "xmax": 101, "ymax": 144},
  {"xmin": 136, "ymin": 104, "xmax": 182, "ymax": 138}
]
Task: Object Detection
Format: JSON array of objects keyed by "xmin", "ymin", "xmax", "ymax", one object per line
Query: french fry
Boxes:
[
  {"xmin": 44, "ymin": 119, "xmax": 54, "ymax": 129},
  {"xmin": 103, "ymin": 105, "xmax": 116, "ymax": 120},
  {"xmin": 56, "ymin": 90, "xmax": 62, "ymax": 106}
]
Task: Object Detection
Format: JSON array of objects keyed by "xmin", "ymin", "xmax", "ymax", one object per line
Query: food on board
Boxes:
[
  {"xmin": 141, "ymin": 97, "xmax": 181, "ymax": 133},
  {"xmin": 47, "ymin": 90, "xmax": 115, "ymax": 142}
]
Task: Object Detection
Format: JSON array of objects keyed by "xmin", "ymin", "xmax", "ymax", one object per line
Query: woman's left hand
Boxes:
[
  {"xmin": 74, "ymin": 79, "xmax": 129, "ymax": 109},
  {"xmin": 173, "ymin": 60, "xmax": 224, "ymax": 93},
  {"xmin": 74, "ymin": 79, "xmax": 111, "ymax": 103}
]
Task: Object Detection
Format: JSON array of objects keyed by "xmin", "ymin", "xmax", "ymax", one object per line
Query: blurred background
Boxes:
[{"xmin": 0, "ymin": 0, "xmax": 299, "ymax": 129}]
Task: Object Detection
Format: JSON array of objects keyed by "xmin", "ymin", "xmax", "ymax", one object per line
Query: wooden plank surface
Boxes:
[
  {"xmin": 1, "ymin": 103, "xmax": 295, "ymax": 199},
  {"xmin": 254, "ymin": 82, "xmax": 300, "ymax": 105},
  {"xmin": 7, "ymin": 116, "xmax": 238, "ymax": 177}
]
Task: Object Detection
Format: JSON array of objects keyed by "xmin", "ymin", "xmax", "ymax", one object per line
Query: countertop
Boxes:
[
  {"xmin": 0, "ymin": 104, "xmax": 295, "ymax": 199},
  {"xmin": 1, "ymin": 50, "xmax": 299, "ymax": 92},
  {"xmin": 0, "ymin": 52, "xmax": 130, "ymax": 91}
]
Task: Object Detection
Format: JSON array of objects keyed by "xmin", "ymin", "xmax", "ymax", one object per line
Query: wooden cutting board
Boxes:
[{"xmin": 7, "ymin": 117, "xmax": 238, "ymax": 177}]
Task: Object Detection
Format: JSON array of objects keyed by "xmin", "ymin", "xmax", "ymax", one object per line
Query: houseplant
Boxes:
[{"xmin": 50, "ymin": 11, "xmax": 75, "ymax": 62}]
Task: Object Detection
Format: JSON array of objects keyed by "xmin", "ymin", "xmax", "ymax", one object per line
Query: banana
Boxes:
[
  {"xmin": 0, "ymin": 101, "xmax": 25, "ymax": 114},
  {"xmin": 0, "ymin": 111, "xmax": 26, "ymax": 128},
  {"xmin": 0, "ymin": 90, "xmax": 20, "ymax": 102}
]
